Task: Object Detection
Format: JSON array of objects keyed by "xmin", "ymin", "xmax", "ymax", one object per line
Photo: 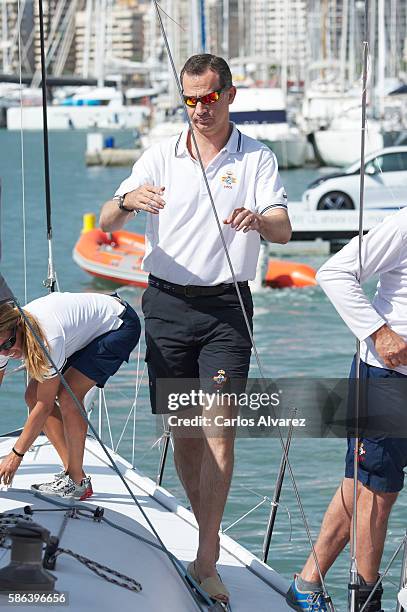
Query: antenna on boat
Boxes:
[
  {"xmin": 38, "ymin": 0, "xmax": 57, "ymax": 293},
  {"xmin": 348, "ymin": 2, "xmax": 370, "ymax": 611}
]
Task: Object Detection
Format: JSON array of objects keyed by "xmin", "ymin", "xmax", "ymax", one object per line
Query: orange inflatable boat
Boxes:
[{"xmin": 73, "ymin": 219, "xmax": 316, "ymax": 289}]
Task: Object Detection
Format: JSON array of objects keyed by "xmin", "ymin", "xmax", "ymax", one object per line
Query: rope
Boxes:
[{"xmin": 53, "ymin": 548, "xmax": 142, "ymax": 593}]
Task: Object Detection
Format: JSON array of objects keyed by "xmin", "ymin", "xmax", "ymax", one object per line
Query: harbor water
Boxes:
[{"xmin": 0, "ymin": 130, "xmax": 405, "ymax": 610}]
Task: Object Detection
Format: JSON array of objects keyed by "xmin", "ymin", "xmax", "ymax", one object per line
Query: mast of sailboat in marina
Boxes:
[
  {"xmin": 339, "ymin": 0, "xmax": 349, "ymax": 93},
  {"xmin": 222, "ymin": 0, "xmax": 229, "ymax": 60},
  {"xmin": 1, "ymin": 1, "xmax": 9, "ymax": 73},
  {"xmin": 82, "ymin": 0, "xmax": 92, "ymax": 78},
  {"xmin": 377, "ymin": 0, "xmax": 385, "ymax": 119}
]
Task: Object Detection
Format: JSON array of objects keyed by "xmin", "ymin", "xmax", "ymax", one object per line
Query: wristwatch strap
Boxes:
[{"xmin": 113, "ymin": 194, "xmax": 138, "ymax": 215}]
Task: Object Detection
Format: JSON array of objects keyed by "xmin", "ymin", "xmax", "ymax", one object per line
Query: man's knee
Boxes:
[
  {"xmin": 360, "ymin": 484, "xmax": 398, "ymax": 516},
  {"xmin": 204, "ymin": 435, "xmax": 235, "ymax": 463}
]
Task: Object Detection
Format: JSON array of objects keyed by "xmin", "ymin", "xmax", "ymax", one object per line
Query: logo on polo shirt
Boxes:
[{"xmin": 221, "ymin": 170, "xmax": 237, "ymax": 189}]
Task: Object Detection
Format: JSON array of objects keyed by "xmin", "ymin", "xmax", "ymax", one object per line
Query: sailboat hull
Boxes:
[{"xmin": 0, "ymin": 435, "xmax": 291, "ymax": 611}]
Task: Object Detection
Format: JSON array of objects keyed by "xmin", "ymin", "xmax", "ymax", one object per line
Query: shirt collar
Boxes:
[{"xmin": 174, "ymin": 122, "xmax": 242, "ymax": 158}]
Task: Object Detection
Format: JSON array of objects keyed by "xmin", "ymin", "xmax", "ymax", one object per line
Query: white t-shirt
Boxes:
[
  {"xmin": 316, "ymin": 208, "xmax": 407, "ymax": 374},
  {"xmin": 0, "ymin": 292, "xmax": 125, "ymax": 377},
  {"xmin": 115, "ymin": 123, "xmax": 287, "ymax": 285}
]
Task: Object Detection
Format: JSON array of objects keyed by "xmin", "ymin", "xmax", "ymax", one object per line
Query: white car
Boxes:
[{"xmin": 303, "ymin": 146, "xmax": 407, "ymax": 210}]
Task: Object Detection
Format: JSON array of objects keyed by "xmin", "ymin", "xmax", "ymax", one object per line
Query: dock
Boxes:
[
  {"xmin": 271, "ymin": 206, "xmax": 396, "ymax": 254},
  {"xmin": 86, "ymin": 147, "xmax": 141, "ymax": 166}
]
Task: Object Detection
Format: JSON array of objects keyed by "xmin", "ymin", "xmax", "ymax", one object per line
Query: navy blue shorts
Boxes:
[
  {"xmin": 345, "ymin": 357, "xmax": 407, "ymax": 493},
  {"xmin": 62, "ymin": 303, "xmax": 141, "ymax": 388},
  {"xmin": 141, "ymin": 284, "xmax": 253, "ymax": 414}
]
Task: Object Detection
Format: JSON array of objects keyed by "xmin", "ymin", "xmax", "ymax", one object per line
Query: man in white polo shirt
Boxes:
[{"xmin": 100, "ymin": 53, "xmax": 291, "ymax": 604}]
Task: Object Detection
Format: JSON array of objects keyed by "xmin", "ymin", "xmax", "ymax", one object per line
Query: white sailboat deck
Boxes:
[{"xmin": 0, "ymin": 435, "xmax": 290, "ymax": 612}]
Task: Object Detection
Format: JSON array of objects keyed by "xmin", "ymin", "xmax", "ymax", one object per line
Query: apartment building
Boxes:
[{"xmin": 0, "ymin": 0, "xmax": 35, "ymax": 74}]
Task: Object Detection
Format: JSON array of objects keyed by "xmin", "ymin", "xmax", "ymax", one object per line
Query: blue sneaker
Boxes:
[{"xmin": 286, "ymin": 577, "xmax": 328, "ymax": 611}]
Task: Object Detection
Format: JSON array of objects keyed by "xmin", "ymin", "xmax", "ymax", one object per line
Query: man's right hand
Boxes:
[
  {"xmin": 371, "ymin": 324, "xmax": 407, "ymax": 368},
  {"xmin": 100, "ymin": 185, "xmax": 165, "ymax": 232},
  {"xmin": 122, "ymin": 185, "xmax": 165, "ymax": 215}
]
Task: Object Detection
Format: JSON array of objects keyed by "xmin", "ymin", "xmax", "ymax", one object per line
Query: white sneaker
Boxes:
[{"xmin": 31, "ymin": 475, "xmax": 93, "ymax": 500}]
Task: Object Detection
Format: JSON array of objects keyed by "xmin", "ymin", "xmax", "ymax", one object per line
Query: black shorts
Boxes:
[{"xmin": 141, "ymin": 284, "xmax": 253, "ymax": 414}]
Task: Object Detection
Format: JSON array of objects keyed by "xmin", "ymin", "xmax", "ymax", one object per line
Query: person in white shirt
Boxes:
[
  {"xmin": 100, "ymin": 53, "xmax": 291, "ymax": 604},
  {"xmin": 287, "ymin": 209, "xmax": 407, "ymax": 612},
  {"xmin": 0, "ymin": 292, "xmax": 140, "ymax": 500}
]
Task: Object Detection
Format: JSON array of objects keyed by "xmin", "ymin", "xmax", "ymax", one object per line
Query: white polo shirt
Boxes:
[
  {"xmin": 316, "ymin": 208, "xmax": 407, "ymax": 374},
  {"xmin": 0, "ymin": 292, "xmax": 125, "ymax": 377},
  {"xmin": 115, "ymin": 123, "xmax": 287, "ymax": 285}
]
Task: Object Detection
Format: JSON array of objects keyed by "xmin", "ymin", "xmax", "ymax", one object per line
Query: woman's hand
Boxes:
[{"xmin": 0, "ymin": 451, "xmax": 23, "ymax": 485}]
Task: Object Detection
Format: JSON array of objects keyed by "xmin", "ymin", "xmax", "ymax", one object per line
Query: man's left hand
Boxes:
[
  {"xmin": 224, "ymin": 208, "xmax": 260, "ymax": 233},
  {"xmin": 0, "ymin": 452, "xmax": 22, "ymax": 485}
]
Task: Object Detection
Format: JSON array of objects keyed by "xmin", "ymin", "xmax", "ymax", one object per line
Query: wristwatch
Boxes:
[{"xmin": 113, "ymin": 194, "xmax": 139, "ymax": 215}]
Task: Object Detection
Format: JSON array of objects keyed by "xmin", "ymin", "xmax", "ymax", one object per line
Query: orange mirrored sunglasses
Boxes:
[{"xmin": 182, "ymin": 89, "xmax": 224, "ymax": 108}]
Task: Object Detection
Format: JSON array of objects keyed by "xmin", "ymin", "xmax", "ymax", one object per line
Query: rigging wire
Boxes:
[
  {"xmin": 349, "ymin": 2, "xmax": 370, "ymax": 610},
  {"xmin": 16, "ymin": 0, "xmax": 28, "ymax": 306},
  {"xmin": 16, "ymin": 0, "xmax": 30, "ymax": 396},
  {"xmin": 37, "ymin": 0, "xmax": 56, "ymax": 293},
  {"xmin": 152, "ymin": 1, "xmax": 334, "ymax": 605}
]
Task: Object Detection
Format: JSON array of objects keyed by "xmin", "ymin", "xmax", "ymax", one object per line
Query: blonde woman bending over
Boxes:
[{"xmin": 0, "ymin": 292, "xmax": 140, "ymax": 499}]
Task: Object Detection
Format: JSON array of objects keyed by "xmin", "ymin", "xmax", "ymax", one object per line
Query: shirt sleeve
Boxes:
[
  {"xmin": 43, "ymin": 336, "xmax": 66, "ymax": 379},
  {"xmin": 316, "ymin": 215, "xmax": 404, "ymax": 341},
  {"xmin": 254, "ymin": 147, "xmax": 288, "ymax": 215},
  {"xmin": 114, "ymin": 146, "xmax": 157, "ymax": 197}
]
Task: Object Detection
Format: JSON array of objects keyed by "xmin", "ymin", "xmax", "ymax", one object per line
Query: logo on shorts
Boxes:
[
  {"xmin": 358, "ymin": 441, "xmax": 366, "ymax": 462},
  {"xmin": 221, "ymin": 171, "xmax": 237, "ymax": 189},
  {"xmin": 213, "ymin": 369, "xmax": 227, "ymax": 387}
]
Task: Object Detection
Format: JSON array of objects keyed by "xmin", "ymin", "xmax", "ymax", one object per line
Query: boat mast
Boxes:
[
  {"xmin": 321, "ymin": 0, "xmax": 328, "ymax": 80},
  {"xmin": 95, "ymin": 0, "xmax": 107, "ymax": 87},
  {"xmin": 199, "ymin": 0, "xmax": 206, "ymax": 53},
  {"xmin": 339, "ymin": 0, "xmax": 349, "ymax": 92},
  {"xmin": 2, "ymin": 1, "xmax": 9, "ymax": 73},
  {"xmin": 82, "ymin": 0, "xmax": 93, "ymax": 79},
  {"xmin": 222, "ymin": 0, "xmax": 229, "ymax": 60},
  {"xmin": 348, "ymin": 0, "xmax": 355, "ymax": 86},
  {"xmin": 189, "ymin": 0, "xmax": 199, "ymax": 56},
  {"xmin": 389, "ymin": 0, "xmax": 397, "ymax": 81},
  {"xmin": 281, "ymin": 0, "xmax": 289, "ymax": 101},
  {"xmin": 377, "ymin": 0, "xmax": 385, "ymax": 119}
]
